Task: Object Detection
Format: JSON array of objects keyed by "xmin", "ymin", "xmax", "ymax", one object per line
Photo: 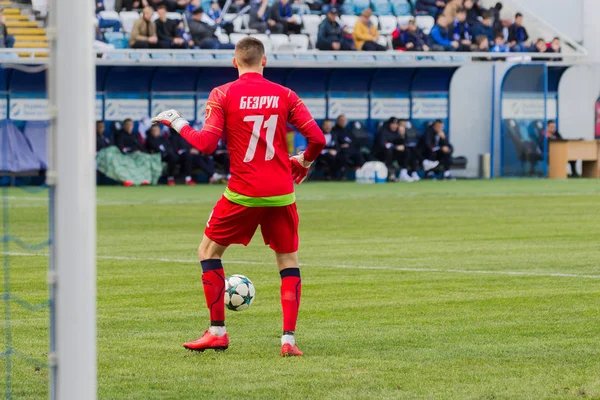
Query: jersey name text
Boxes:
[{"xmin": 240, "ymin": 96, "xmax": 280, "ymax": 110}]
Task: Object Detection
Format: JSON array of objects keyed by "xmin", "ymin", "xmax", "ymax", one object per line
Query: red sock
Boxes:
[
  {"xmin": 200, "ymin": 259, "xmax": 225, "ymax": 326},
  {"xmin": 280, "ymin": 268, "xmax": 301, "ymax": 333}
]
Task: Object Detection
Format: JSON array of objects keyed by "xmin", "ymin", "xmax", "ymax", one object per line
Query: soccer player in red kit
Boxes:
[{"xmin": 152, "ymin": 37, "xmax": 326, "ymax": 357}]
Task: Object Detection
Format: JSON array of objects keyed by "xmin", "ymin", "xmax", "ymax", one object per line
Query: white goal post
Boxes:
[{"xmin": 48, "ymin": 0, "xmax": 97, "ymax": 399}]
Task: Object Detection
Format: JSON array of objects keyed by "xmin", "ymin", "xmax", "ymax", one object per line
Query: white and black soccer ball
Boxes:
[{"xmin": 224, "ymin": 274, "xmax": 255, "ymax": 311}]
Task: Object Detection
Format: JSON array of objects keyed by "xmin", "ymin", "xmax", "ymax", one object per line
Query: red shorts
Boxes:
[{"xmin": 205, "ymin": 196, "xmax": 299, "ymax": 253}]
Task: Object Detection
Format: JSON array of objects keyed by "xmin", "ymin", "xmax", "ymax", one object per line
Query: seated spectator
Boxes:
[
  {"xmin": 546, "ymin": 37, "xmax": 562, "ymax": 54},
  {"xmin": 489, "ymin": 1, "xmax": 503, "ymax": 32},
  {"xmin": 121, "ymin": 0, "xmax": 143, "ymax": 10},
  {"xmin": 155, "ymin": 4, "xmax": 186, "ymax": 48},
  {"xmin": 270, "ymin": 0, "xmax": 302, "ymax": 35},
  {"xmin": 392, "ymin": 19, "xmax": 430, "ymax": 51},
  {"xmin": 170, "ymin": 128, "xmax": 222, "ymax": 184},
  {"xmin": 541, "ymin": 120, "xmax": 577, "ymax": 177},
  {"xmin": 207, "ymin": 0, "xmax": 222, "ymax": 23},
  {"xmin": 249, "ymin": 0, "xmax": 280, "ymax": 33},
  {"xmin": 471, "ymin": 12, "xmax": 494, "ymax": 45},
  {"xmin": 146, "ymin": 125, "xmax": 186, "ymax": 186},
  {"xmin": 417, "ymin": 119, "xmax": 454, "ymax": 180},
  {"xmin": 490, "ymin": 33, "xmax": 509, "ymax": 52},
  {"xmin": 353, "ymin": 9, "xmax": 386, "ymax": 51},
  {"xmin": 429, "ymin": 14, "xmax": 459, "ymax": 51},
  {"xmin": 129, "ymin": 6, "xmax": 160, "ymax": 48},
  {"xmin": 416, "ymin": 0, "xmax": 446, "ymax": 17},
  {"xmin": 507, "ymin": 12, "xmax": 528, "ymax": 52},
  {"xmin": 188, "ymin": 7, "xmax": 235, "ymax": 49},
  {"xmin": 316, "ymin": 119, "xmax": 341, "ymax": 180},
  {"xmin": 96, "ymin": 121, "xmax": 112, "ymax": 152},
  {"xmin": 463, "ymin": 0, "xmax": 484, "ymax": 26},
  {"xmin": 316, "ymin": 7, "xmax": 353, "ymax": 51},
  {"xmin": 474, "ymin": 35, "xmax": 489, "ymax": 51},
  {"xmin": 375, "ymin": 117, "xmax": 413, "ymax": 182},
  {"xmin": 451, "ymin": 8, "xmax": 472, "ymax": 51},
  {"xmin": 333, "ymin": 114, "xmax": 366, "ymax": 174}
]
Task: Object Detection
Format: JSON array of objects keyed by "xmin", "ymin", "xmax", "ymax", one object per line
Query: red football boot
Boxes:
[
  {"xmin": 281, "ymin": 343, "xmax": 303, "ymax": 357},
  {"xmin": 183, "ymin": 331, "xmax": 229, "ymax": 352}
]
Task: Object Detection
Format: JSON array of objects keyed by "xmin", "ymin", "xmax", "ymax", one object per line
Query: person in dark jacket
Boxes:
[
  {"xmin": 416, "ymin": 0, "xmax": 447, "ymax": 17},
  {"xmin": 471, "ymin": 12, "xmax": 494, "ymax": 45},
  {"xmin": 187, "ymin": 7, "xmax": 235, "ymax": 49},
  {"xmin": 417, "ymin": 119, "xmax": 454, "ymax": 179},
  {"xmin": 451, "ymin": 8, "xmax": 472, "ymax": 51},
  {"xmin": 545, "ymin": 37, "xmax": 562, "ymax": 61},
  {"xmin": 507, "ymin": 13, "xmax": 529, "ymax": 52},
  {"xmin": 155, "ymin": 4, "xmax": 186, "ymax": 48},
  {"xmin": 463, "ymin": 0, "xmax": 484, "ymax": 27},
  {"xmin": 333, "ymin": 114, "xmax": 365, "ymax": 175},
  {"xmin": 429, "ymin": 14, "xmax": 459, "ymax": 51},
  {"xmin": 170, "ymin": 128, "xmax": 221, "ymax": 184},
  {"xmin": 316, "ymin": 7, "xmax": 353, "ymax": 51},
  {"xmin": 116, "ymin": 119, "xmax": 146, "ymax": 154},
  {"xmin": 249, "ymin": 0, "xmax": 282, "ymax": 33},
  {"xmin": 212, "ymin": 138, "xmax": 230, "ymax": 180},
  {"xmin": 96, "ymin": 120, "xmax": 112, "ymax": 152},
  {"xmin": 269, "ymin": 0, "xmax": 302, "ymax": 34},
  {"xmin": 540, "ymin": 120, "xmax": 577, "ymax": 177},
  {"xmin": 146, "ymin": 125, "xmax": 180, "ymax": 185},
  {"xmin": 392, "ymin": 19, "xmax": 430, "ymax": 51},
  {"xmin": 316, "ymin": 119, "xmax": 342, "ymax": 180},
  {"xmin": 375, "ymin": 117, "xmax": 414, "ymax": 182}
]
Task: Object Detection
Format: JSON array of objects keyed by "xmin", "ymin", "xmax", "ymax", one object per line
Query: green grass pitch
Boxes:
[{"xmin": 3, "ymin": 179, "xmax": 600, "ymax": 399}]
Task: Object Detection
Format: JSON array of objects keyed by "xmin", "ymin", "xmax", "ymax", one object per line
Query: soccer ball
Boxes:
[{"xmin": 224, "ymin": 274, "xmax": 255, "ymax": 311}]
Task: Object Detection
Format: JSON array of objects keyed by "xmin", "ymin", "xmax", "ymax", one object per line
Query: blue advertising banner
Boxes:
[
  {"xmin": 151, "ymin": 94, "xmax": 196, "ymax": 121},
  {"xmin": 410, "ymin": 92, "xmax": 449, "ymax": 133}
]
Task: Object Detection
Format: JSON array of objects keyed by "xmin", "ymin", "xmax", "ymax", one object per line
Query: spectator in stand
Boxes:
[
  {"xmin": 316, "ymin": 119, "xmax": 341, "ymax": 180},
  {"xmin": 270, "ymin": 0, "xmax": 302, "ymax": 35},
  {"xmin": 416, "ymin": 0, "xmax": 446, "ymax": 17},
  {"xmin": 96, "ymin": 121, "xmax": 112, "ymax": 152},
  {"xmin": 375, "ymin": 117, "xmax": 413, "ymax": 182},
  {"xmin": 249, "ymin": 0, "xmax": 280, "ymax": 33},
  {"xmin": 208, "ymin": 0, "xmax": 223, "ymax": 22},
  {"xmin": 130, "ymin": 6, "xmax": 160, "ymax": 48},
  {"xmin": 507, "ymin": 12, "xmax": 529, "ymax": 52},
  {"xmin": 321, "ymin": 0, "xmax": 346, "ymax": 15},
  {"xmin": 353, "ymin": 9, "xmax": 386, "ymax": 51},
  {"xmin": 316, "ymin": 7, "xmax": 353, "ymax": 51},
  {"xmin": 546, "ymin": 37, "xmax": 562, "ymax": 54},
  {"xmin": 120, "ymin": 0, "xmax": 143, "ymax": 10},
  {"xmin": 212, "ymin": 139, "xmax": 231, "ymax": 181},
  {"xmin": 471, "ymin": 12, "xmax": 494, "ymax": 45},
  {"xmin": 490, "ymin": 32, "xmax": 509, "ymax": 52},
  {"xmin": 228, "ymin": 0, "xmax": 248, "ymax": 13},
  {"xmin": 489, "ymin": 1, "xmax": 503, "ymax": 32},
  {"xmin": 171, "ymin": 128, "xmax": 222, "ymax": 184},
  {"xmin": 451, "ymin": 8, "xmax": 472, "ymax": 51},
  {"xmin": 155, "ymin": 5, "xmax": 186, "ymax": 48},
  {"xmin": 429, "ymin": 14, "xmax": 459, "ymax": 51},
  {"xmin": 146, "ymin": 125, "xmax": 180, "ymax": 185},
  {"xmin": 474, "ymin": 35, "xmax": 489, "ymax": 51},
  {"xmin": 463, "ymin": 0, "xmax": 483, "ymax": 26},
  {"xmin": 392, "ymin": 19, "xmax": 430, "ymax": 51},
  {"xmin": 417, "ymin": 119, "xmax": 454, "ymax": 179},
  {"xmin": 188, "ymin": 7, "xmax": 235, "ymax": 49},
  {"xmin": 333, "ymin": 114, "xmax": 366, "ymax": 175}
]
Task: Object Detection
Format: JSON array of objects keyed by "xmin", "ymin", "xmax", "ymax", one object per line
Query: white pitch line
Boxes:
[{"xmin": 3, "ymin": 251, "xmax": 600, "ymax": 280}]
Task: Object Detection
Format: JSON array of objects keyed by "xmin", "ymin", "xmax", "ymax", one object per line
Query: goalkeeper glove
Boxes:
[
  {"xmin": 151, "ymin": 109, "xmax": 189, "ymax": 133},
  {"xmin": 290, "ymin": 152, "xmax": 313, "ymax": 184}
]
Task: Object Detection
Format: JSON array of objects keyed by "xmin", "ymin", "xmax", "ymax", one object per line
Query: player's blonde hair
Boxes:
[{"xmin": 235, "ymin": 37, "xmax": 265, "ymax": 68}]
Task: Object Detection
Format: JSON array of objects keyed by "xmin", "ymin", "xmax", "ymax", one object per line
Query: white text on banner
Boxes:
[
  {"xmin": 328, "ymin": 98, "xmax": 369, "ymax": 120},
  {"xmin": 501, "ymin": 98, "xmax": 557, "ymax": 120},
  {"xmin": 411, "ymin": 97, "xmax": 448, "ymax": 119},
  {"xmin": 371, "ymin": 98, "xmax": 410, "ymax": 119},
  {"xmin": 10, "ymin": 99, "xmax": 49, "ymax": 121},
  {"xmin": 104, "ymin": 99, "xmax": 149, "ymax": 120},
  {"xmin": 151, "ymin": 98, "xmax": 196, "ymax": 121}
]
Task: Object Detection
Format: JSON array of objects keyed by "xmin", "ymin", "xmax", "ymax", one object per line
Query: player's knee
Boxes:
[{"xmin": 198, "ymin": 236, "xmax": 226, "ymax": 260}]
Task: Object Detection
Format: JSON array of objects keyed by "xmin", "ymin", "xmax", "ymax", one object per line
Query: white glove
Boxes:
[{"xmin": 151, "ymin": 109, "xmax": 189, "ymax": 133}]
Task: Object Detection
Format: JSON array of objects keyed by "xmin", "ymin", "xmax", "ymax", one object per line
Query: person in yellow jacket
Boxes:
[{"xmin": 352, "ymin": 8, "xmax": 387, "ymax": 51}]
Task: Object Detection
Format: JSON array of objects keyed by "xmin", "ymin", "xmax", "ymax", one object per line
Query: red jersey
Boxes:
[{"xmin": 179, "ymin": 72, "xmax": 325, "ymax": 206}]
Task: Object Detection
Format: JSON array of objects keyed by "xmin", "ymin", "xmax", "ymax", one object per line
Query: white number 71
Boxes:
[{"xmin": 243, "ymin": 114, "xmax": 278, "ymax": 162}]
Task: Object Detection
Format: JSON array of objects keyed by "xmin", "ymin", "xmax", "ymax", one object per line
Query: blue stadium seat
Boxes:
[
  {"xmin": 391, "ymin": 0, "xmax": 411, "ymax": 16},
  {"xmin": 372, "ymin": 0, "xmax": 392, "ymax": 16},
  {"xmin": 347, "ymin": 0, "xmax": 371, "ymax": 15},
  {"xmin": 104, "ymin": 32, "xmax": 127, "ymax": 49}
]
